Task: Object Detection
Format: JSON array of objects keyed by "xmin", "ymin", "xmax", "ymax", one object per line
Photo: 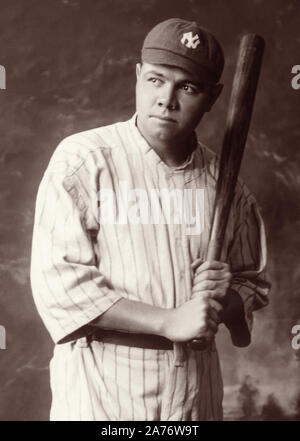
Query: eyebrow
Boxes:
[
  {"xmin": 144, "ymin": 70, "xmax": 204, "ymax": 87},
  {"xmin": 144, "ymin": 70, "xmax": 167, "ymax": 78}
]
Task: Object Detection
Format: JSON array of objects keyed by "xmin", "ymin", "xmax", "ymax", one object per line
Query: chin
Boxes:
[
  {"xmin": 151, "ymin": 129, "xmax": 178, "ymax": 142},
  {"xmin": 148, "ymin": 122, "xmax": 178, "ymax": 138}
]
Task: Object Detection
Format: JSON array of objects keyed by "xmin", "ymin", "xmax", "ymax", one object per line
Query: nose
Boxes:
[{"xmin": 157, "ymin": 85, "xmax": 178, "ymax": 111}]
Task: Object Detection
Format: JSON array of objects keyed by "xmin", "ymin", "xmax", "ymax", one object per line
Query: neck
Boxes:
[{"xmin": 152, "ymin": 140, "xmax": 193, "ymax": 167}]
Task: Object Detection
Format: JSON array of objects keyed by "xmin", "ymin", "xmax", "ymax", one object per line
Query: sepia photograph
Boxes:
[{"xmin": 0, "ymin": 0, "xmax": 299, "ymax": 423}]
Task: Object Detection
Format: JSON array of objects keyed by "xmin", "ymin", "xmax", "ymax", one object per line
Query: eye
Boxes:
[
  {"xmin": 180, "ymin": 83, "xmax": 197, "ymax": 94},
  {"xmin": 147, "ymin": 77, "xmax": 162, "ymax": 86}
]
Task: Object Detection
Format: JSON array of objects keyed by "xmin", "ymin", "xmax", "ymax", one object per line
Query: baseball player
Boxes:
[{"xmin": 30, "ymin": 18, "xmax": 270, "ymax": 421}]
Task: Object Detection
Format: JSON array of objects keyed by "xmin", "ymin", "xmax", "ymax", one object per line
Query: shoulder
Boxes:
[{"xmin": 45, "ymin": 119, "xmax": 130, "ymax": 177}]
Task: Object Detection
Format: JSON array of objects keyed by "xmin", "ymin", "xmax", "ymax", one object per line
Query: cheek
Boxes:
[
  {"xmin": 180, "ymin": 98, "xmax": 208, "ymax": 125},
  {"xmin": 180, "ymin": 105, "xmax": 204, "ymax": 127},
  {"xmin": 136, "ymin": 83, "xmax": 154, "ymax": 111}
]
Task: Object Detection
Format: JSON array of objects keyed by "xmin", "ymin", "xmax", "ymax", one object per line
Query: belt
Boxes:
[{"xmin": 88, "ymin": 329, "xmax": 174, "ymax": 350}]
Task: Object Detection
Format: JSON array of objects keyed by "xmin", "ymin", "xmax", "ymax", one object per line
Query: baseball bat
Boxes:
[{"xmin": 190, "ymin": 33, "xmax": 265, "ymax": 350}]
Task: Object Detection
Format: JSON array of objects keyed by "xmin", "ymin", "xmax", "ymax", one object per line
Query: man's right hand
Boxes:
[{"xmin": 163, "ymin": 295, "xmax": 222, "ymax": 343}]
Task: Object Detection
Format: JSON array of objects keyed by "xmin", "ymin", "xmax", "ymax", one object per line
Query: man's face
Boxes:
[{"xmin": 135, "ymin": 62, "xmax": 222, "ymax": 146}]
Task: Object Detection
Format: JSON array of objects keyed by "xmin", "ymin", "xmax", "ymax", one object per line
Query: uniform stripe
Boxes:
[{"xmin": 128, "ymin": 346, "xmax": 135, "ymax": 420}]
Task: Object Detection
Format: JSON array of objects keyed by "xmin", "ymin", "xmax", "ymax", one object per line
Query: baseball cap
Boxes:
[{"xmin": 141, "ymin": 18, "xmax": 224, "ymax": 84}]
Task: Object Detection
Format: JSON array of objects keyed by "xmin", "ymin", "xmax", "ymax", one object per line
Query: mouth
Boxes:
[{"xmin": 150, "ymin": 115, "xmax": 177, "ymax": 123}]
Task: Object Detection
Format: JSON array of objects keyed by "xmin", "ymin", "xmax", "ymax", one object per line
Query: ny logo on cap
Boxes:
[{"xmin": 181, "ymin": 32, "xmax": 200, "ymax": 49}]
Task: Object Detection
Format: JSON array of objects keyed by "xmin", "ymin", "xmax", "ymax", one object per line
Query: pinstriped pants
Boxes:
[{"xmin": 49, "ymin": 338, "xmax": 223, "ymax": 421}]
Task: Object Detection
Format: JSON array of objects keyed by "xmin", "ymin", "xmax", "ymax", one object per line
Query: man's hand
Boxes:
[
  {"xmin": 191, "ymin": 259, "xmax": 232, "ymax": 304},
  {"xmin": 163, "ymin": 295, "xmax": 222, "ymax": 343},
  {"xmin": 190, "ymin": 259, "xmax": 231, "ymax": 344}
]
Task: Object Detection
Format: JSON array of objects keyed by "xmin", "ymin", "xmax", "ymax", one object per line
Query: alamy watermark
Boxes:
[
  {"xmin": 291, "ymin": 65, "xmax": 300, "ymax": 90},
  {"xmin": 0, "ymin": 65, "xmax": 6, "ymax": 89},
  {"xmin": 291, "ymin": 324, "xmax": 300, "ymax": 350},
  {"xmin": 0, "ymin": 325, "xmax": 6, "ymax": 350},
  {"xmin": 97, "ymin": 181, "xmax": 205, "ymax": 235}
]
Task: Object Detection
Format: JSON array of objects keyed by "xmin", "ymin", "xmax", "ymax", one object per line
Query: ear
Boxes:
[
  {"xmin": 206, "ymin": 83, "xmax": 223, "ymax": 111},
  {"xmin": 136, "ymin": 63, "xmax": 142, "ymax": 79}
]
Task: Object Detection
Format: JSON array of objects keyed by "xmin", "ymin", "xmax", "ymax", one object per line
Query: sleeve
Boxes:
[
  {"xmin": 30, "ymin": 167, "xmax": 123, "ymax": 344},
  {"xmin": 222, "ymin": 181, "xmax": 271, "ymax": 347}
]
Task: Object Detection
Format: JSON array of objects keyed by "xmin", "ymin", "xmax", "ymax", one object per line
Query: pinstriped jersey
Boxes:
[
  {"xmin": 31, "ymin": 114, "xmax": 270, "ymax": 344},
  {"xmin": 30, "ymin": 114, "xmax": 270, "ymax": 420}
]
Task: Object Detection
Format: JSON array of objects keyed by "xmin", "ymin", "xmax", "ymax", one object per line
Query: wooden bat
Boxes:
[{"xmin": 190, "ymin": 33, "xmax": 265, "ymax": 350}]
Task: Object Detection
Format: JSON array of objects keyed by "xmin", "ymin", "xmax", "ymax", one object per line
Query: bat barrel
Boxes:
[{"xmin": 225, "ymin": 34, "xmax": 265, "ymax": 166}]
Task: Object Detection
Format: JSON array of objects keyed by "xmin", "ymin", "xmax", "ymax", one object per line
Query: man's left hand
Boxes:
[{"xmin": 191, "ymin": 259, "xmax": 232, "ymax": 305}]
